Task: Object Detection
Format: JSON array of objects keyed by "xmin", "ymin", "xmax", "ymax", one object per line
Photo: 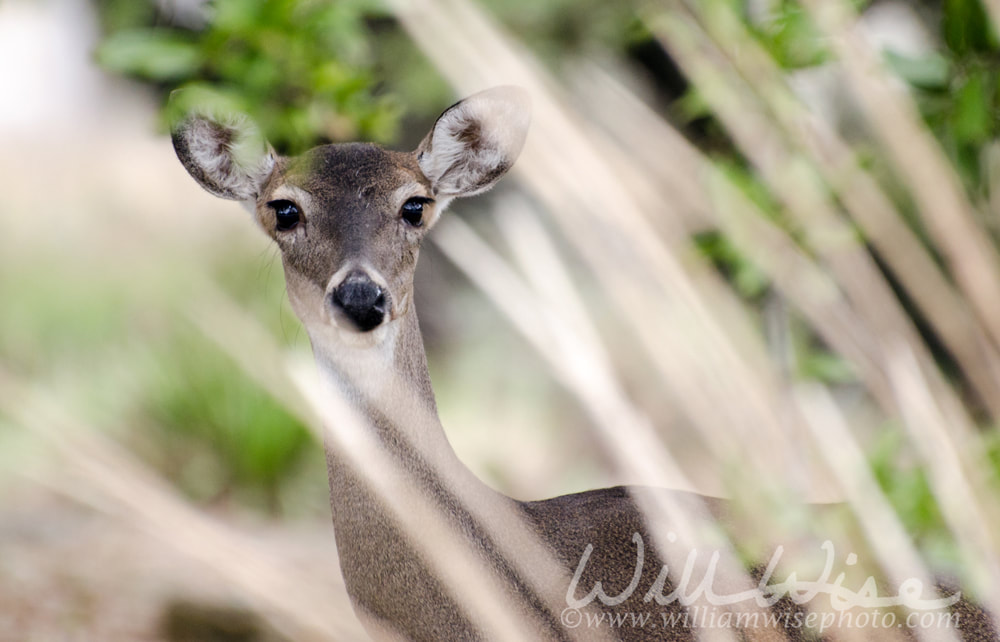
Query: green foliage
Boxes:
[
  {"xmin": 694, "ymin": 231, "xmax": 770, "ymax": 300},
  {"xmin": 944, "ymin": 0, "xmax": 997, "ymax": 54},
  {"xmin": 0, "ymin": 261, "xmax": 133, "ymax": 373},
  {"xmin": 752, "ymin": 1, "xmax": 830, "ymax": 69},
  {"xmin": 892, "ymin": 0, "xmax": 1000, "ymax": 192},
  {"xmin": 979, "ymin": 427, "xmax": 1000, "ymax": 483},
  {"xmin": 96, "ymin": 0, "xmax": 399, "ymax": 154},
  {"xmin": 0, "ymin": 236, "xmax": 318, "ymax": 514},
  {"xmin": 796, "ymin": 350, "xmax": 855, "ymax": 384},
  {"xmin": 684, "ymin": 0, "xmax": 1000, "ymax": 396},
  {"xmin": 100, "ymin": 30, "xmax": 202, "ymax": 80},
  {"xmin": 487, "ymin": 0, "xmax": 642, "ymax": 62},
  {"xmin": 93, "ymin": 0, "xmax": 157, "ymax": 34},
  {"xmin": 883, "ymin": 50, "xmax": 951, "ymax": 91},
  {"xmin": 141, "ymin": 329, "xmax": 314, "ymax": 512},
  {"xmin": 869, "ymin": 428, "xmax": 950, "ymax": 553}
]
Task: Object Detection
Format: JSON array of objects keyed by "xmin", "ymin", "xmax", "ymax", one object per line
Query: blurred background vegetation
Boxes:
[
  {"xmin": 88, "ymin": 0, "xmax": 999, "ymax": 532},
  {"xmin": 3, "ymin": 0, "xmax": 1000, "ymax": 638}
]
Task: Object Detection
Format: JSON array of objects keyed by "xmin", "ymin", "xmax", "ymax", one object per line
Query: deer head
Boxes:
[{"xmin": 172, "ymin": 87, "xmax": 531, "ymax": 352}]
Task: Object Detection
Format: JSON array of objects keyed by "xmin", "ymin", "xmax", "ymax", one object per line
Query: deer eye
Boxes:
[
  {"xmin": 269, "ymin": 200, "xmax": 301, "ymax": 231},
  {"xmin": 401, "ymin": 197, "xmax": 432, "ymax": 228}
]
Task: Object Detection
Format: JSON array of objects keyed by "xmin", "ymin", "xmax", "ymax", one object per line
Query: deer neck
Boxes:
[
  {"xmin": 309, "ymin": 308, "xmax": 517, "ymax": 631},
  {"xmin": 309, "ymin": 307, "xmax": 458, "ymax": 465},
  {"xmin": 311, "ymin": 305, "xmax": 436, "ymax": 414},
  {"xmin": 308, "ymin": 305, "xmax": 506, "ymax": 524}
]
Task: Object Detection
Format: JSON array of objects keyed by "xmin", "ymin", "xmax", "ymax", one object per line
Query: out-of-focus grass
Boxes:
[
  {"xmin": 0, "ymin": 260, "xmax": 134, "ymax": 372},
  {"xmin": 0, "ymin": 202, "xmax": 326, "ymax": 517},
  {"xmin": 5, "ymin": 0, "xmax": 1000, "ymax": 637},
  {"xmin": 139, "ymin": 328, "xmax": 316, "ymax": 512}
]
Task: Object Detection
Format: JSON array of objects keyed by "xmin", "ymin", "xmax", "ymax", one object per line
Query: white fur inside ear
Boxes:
[
  {"xmin": 418, "ymin": 86, "xmax": 531, "ymax": 198},
  {"xmin": 174, "ymin": 113, "xmax": 275, "ymax": 201}
]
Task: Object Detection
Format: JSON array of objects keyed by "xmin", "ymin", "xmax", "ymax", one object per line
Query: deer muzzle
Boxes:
[{"xmin": 329, "ymin": 271, "xmax": 389, "ymax": 333}]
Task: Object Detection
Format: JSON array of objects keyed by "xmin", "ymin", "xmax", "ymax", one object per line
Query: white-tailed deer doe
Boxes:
[{"xmin": 172, "ymin": 87, "xmax": 993, "ymax": 641}]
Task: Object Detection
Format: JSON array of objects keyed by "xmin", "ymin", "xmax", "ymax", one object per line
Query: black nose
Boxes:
[{"xmin": 331, "ymin": 272, "xmax": 387, "ymax": 332}]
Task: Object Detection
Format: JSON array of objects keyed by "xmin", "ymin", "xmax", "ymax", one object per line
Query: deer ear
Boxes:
[
  {"xmin": 416, "ymin": 86, "xmax": 531, "ymax": 199},
  {"xmin": 171, "ymin": 113, "xmax": 275, "ymax": 202}
]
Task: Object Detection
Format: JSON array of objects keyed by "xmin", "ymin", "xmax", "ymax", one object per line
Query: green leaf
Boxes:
[
  {"xmin": 212, "ymin": 0, "xmax": 265, "ymax": 35},
  {"xmin": 96, "ymin": 30, "xmax": 201, "ymax": 81},
  {"xmin": 943, "ymin": 0, "xmax": 996, "ymax": 54},
  {"xmin": 94, "ymin": 0, "xmax": 158, "ymax": 34},
  {"xmin": 693, "ymin": 231, "xmax": 770, "ymax": 299},
  {"xmin": 798, "ymin": 351, "xmax": 855, "ymax": 384},
  {"xmin": 756, "ymin": 4, "xmax": 829, "ymax": 69},
  {"xmin": 952, "ymin": 72, "xmax": 993, "ymax": 143},
  {"xmin": 883, "ymin": 50, "xmax": 951, "ymax": 91},
  {"xmin": 674, "ymin": 88, "xmax": 711, "ymax": 123}
]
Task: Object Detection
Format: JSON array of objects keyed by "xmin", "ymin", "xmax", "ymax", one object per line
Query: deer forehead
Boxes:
[{"xmin": 265, "ymin": 143, "xmax": 431, "ymax": 211}]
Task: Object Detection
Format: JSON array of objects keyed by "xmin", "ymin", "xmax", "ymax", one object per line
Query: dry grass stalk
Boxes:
[
  {"xmin": 5, "ymin": 0, "xmax": 999, "ymax": 638},
  {"xmin": 798, "ymin": 0, "xmax": 1000, "ymax": 356},
  {"xmin": 663, "ymin": 0, "xmax": 1000, "ymax": 420},
  {"xmin": 390, "ymin": 0, "xmax": 812, "ymax": 498},
  {"xmin": 0, "ymin": 368, "xmax": 362, "ymax": 642}
]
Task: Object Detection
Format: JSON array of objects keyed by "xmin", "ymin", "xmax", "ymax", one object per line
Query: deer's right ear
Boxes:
[{"xmin": 171, "ymin": 114, "xmax": 275, "ymax": 202}]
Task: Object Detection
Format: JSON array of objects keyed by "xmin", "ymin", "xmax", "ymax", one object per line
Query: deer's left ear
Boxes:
[
  {"xmin": 172, "ymin": 112, "xmax": 276, "ymax": 202},
  {"xmin": 416, "ymin": 86, "xmax": 531, "ymax": 199}
]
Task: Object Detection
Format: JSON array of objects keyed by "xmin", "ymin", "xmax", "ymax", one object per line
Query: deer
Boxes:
[{"xmin": 171, "ymin": 87, "xmax": 994, "ymax": 641}]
